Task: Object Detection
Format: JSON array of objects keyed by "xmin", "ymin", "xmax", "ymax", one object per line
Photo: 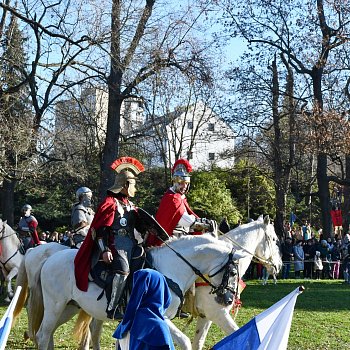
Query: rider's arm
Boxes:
[
  {"xmin": 27, "ymin": 218, "xmax": 38, "ymax": 232},
  {"xmin": 178, "ymin": 213, "xmax": 196, "ymax": 227},
  {"xmin": 95, "ymin": 227, "xmax": 111, "ymax": 253}
]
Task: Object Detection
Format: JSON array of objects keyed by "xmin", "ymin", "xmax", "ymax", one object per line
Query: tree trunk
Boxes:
[
  {"xmin": 317, "ymin": 152, "xmax": 331, "ymax": 238},
  {"xmin": 1, "ymin": 178, "xmax": 16, "ymax": 227},
  {"xmin": 312, "ymin": 65, "xmax": 331, "ymax": 238},
  {"xmin": 271, "ymin": 56, "xmax": 284, "ymax": 237},
  {"xmin": 99, "ymin": 0, "xmax": 123, "ymax": 201},
  {"xmin": 343, "ymin": 155, "xmax": 350, "ymax": 235}
]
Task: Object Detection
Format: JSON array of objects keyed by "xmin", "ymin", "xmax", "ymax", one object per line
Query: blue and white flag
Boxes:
[
  {"xmin": 289, "ymin": 212, "xmax": 297, "ymax": 227},
  {"xmin": 0, "ymin": 286, "xmax": 22, "ymax": 350},
  {"xmin": 212, "ymin": 286, "xmax": 303, "ymax": 350}
]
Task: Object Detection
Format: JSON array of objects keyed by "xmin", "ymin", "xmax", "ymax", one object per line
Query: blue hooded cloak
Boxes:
[{"xmin": 113, "ymin": 269, "xmax": 175, "ymax": 350}]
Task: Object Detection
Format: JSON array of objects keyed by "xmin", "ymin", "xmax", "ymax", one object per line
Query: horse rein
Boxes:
[
  {"xmin": 155, "ymin": 235, "xmax": 237, "ymax": 293},
  {"xmin": 0, "ymin": 224, "xmax": 21, "ymax": 273},
  {"xmin": 221, "ymin": 224, "xmax": 277, "ymax": 270}
]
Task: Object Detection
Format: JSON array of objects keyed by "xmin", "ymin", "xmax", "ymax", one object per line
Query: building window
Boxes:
[
  {"xmin": 208, "ymin": 123, "xmax": 215, "ymax": 131},
  {"xmin": 187, "ymin": 151, "xmax": 193, "ymax": 159},
  {"xmin": 209, "ymin": 153, "xmax": 215, "ymax": 160},
  {"xmin": 187, "ymin": 121, "xmax": 193, "ymax": 129}
]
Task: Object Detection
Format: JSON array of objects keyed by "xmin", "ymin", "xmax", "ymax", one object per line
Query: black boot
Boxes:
[
  {"xmin": 106, "ymin": 274, "xmax": 127, "ymax": 320},
  {"xmin": 107, "ymin": 306, "xmax": 124, "ymax": 320}
]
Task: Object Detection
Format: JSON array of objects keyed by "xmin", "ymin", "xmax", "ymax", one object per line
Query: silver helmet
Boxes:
[
  {"xmin": 22, "ymin": 204, "xmax": 32, "ymax": 212},
  {"xmin": 172, "ymin": 159, "xmax": 192, "ymax": 184},
  {"xmin": 76, "ymin": 187, "xmax": 92, "ymax": 201}
]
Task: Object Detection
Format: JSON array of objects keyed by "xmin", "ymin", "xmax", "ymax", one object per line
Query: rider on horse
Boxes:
[
  {"xmin": 74, "ymin": 157, "xmax": 148, "ymax": 319},
  {"xmin": 71, "ymin": 187, "xmax": 95, "ymax": 248},
  {"xmin": 146, "ymin": 158, "xmax": 214, "ymax": 247},
  {"xmin": 18, "ymin": 204, "xmax": 41, "ymax": 247}
]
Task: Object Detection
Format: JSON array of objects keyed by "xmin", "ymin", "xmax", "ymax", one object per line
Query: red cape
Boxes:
[
  {"xmin": 330, "ymin": 209, "xmax": 342, "ymax": 227},
  {"xmin": 146, "ymin": 189, "xmax": 197, "ymax": 247},
  {"xmin": 74, "ymin": 196, "xmax": 117, "ymax": 291}
]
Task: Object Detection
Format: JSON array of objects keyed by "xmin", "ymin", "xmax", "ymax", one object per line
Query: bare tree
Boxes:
[
  {"xmin": 99, "ymin": 0, "xmax": 223, "ymax": 197},
  {"xmin": 0, "ymin": 0, "xmax": 106, "ymax": 222},
  {"xmin": 221, "ymin": 0, "xmax": 350, "ymax": 237}
]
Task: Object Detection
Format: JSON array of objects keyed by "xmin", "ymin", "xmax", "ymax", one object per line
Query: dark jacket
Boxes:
[
  {"xmin": 303, "ymin": 243, "xmax": 316, "ymax": 262},
  {"xmin": 282, "ymin": 241, "xmax": 294, "ymax": 261}
]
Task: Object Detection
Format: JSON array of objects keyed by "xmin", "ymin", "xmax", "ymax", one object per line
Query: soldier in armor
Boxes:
[
  {"xmin": 18, "ymin": 204, "xmax": 41, "ymax": 248},
  {"xmin": 74, "ymin": 157, "xmax": 146, "ymax": 320},
  {"xmin": 146, "ymin": 158, "xmax": 214, "ymax": 247},
  {"xmin": 71, "ymin": 187, "xmax": 95, "ymax": 248}
]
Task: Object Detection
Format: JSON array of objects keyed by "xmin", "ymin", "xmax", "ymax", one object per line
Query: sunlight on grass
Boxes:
[{"xmin": 1, "ymin": 279, "xmax": 350, "ymax": 349}]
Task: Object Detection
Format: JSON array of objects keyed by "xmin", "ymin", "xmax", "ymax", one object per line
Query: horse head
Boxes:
[
  {"xmin": 255, "ymin": 215, "xmax": 282, "ymax": 275},
  {"xmin": 194, "ymin": 236, "xmax": 239, "ymax": 307},
  {"xmin": 208, "ymin": 249, "xmax": 239, "ymax": 306}
]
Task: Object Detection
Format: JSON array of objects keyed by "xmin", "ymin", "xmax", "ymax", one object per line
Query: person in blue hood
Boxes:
[{"xmin": 113, "ymin": 268, "xmax": 175, "ymax": 350}]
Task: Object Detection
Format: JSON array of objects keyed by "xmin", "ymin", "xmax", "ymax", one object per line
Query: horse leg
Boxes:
[
  {"xmin": 0, "ymin": 269, "xmax": 5, "ymax": 296},
  {"xmin": 36, "ymin": 300, "xmax": 67, "ymax": 350},
  {"xmin": 195, "ymin": 288, "xmax": 239, "ymax": 334},
  {"xmin": 166, "ymin": 318, "xmax": 192, "ymax": 350},
  {"xmin": 90, "ymin": 319, "xmax": 104, "ymax": 350},
  {"xmin": 5, "ymin": 267, "xmax": 18, "ymax": 302},
  {"xmin": 192, "ymin": 316, "xmax": 212, "ymax": 350},
  {"xmin": 209, "ymin": 307, "xmax": 239, "ymax": 334}
]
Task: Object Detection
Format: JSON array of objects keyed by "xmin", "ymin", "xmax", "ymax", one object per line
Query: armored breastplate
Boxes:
[
  {"xmin": 18, "ymin": 217, "xmax": 29, "ymax": 230},
  {"xmin": 111, "ymin": 201, "xmax": 134, "ymax": 237}
]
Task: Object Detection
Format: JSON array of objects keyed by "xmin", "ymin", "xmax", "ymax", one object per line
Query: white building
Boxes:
[
  {"xmin": 55, "ymin": 88, "xmax": 235, "ymax": 170},
  {"xmin": 135, "ymin": 101, "xmax": 235, "ymax": 170},
  {"xmin": 55, "ymin": 87, "xmax": 143, "ymax": 150}
]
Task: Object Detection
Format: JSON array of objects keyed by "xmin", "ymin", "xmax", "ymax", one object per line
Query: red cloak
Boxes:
[
  {"xmin": 330, "ymin": 209, "xmax": 343, "ymax": 227},
  {"xmin": 74, "ymin": 195, "xmax": 117, "ymax": 291},
  {"xmin": 146, "ymin": 189, "xmax": 198, "ymax": 247}
]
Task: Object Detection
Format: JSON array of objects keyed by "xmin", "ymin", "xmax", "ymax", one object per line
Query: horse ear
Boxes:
[
  {"xmin": 257, "ymin": 215, "xmax": 264, "ymax": 223},
  {"xmin": 264, "ymin": 215, "xmax": 270, "ymax": 225}
]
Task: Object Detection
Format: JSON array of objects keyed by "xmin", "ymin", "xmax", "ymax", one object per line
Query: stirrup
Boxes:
[{"xmin": 107, "ymin": 307, "xmax": 124, "ymax": 320}]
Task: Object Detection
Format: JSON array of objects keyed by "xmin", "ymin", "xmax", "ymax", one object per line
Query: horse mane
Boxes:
[
  {"xmin": 0, "ymin": 219, "xmax": 19, "ymax": 236},
  {"xmin": 227, "ymin": 219, "xmax": 277, "ymax": 240},
  {"xmin": 149, "ymin": 233, "xmax": 230, "ymax": 251}
]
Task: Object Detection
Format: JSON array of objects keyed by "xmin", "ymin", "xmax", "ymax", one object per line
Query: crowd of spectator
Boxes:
[
  {"xmin": 246, "ymin": 220, "xmax": 350, "ymax": 284},
  {"xmin": 38, "ymin": 230, "xmax": 76, "ymax": 247}
]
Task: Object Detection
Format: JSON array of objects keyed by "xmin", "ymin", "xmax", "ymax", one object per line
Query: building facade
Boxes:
[{"xmin": 55, "ymin": 88, "xmax": 235, "ymax": 170}]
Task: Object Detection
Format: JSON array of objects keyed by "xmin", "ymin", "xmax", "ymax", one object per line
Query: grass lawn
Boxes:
[{"xmin": 1, "ymin": 279, "xmax": 350, "ymax": 349}]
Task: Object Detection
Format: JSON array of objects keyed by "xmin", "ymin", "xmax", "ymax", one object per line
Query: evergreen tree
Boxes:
[{"xmin": 0, "ymin": 14, "xmax": 31, "ymax": 225}]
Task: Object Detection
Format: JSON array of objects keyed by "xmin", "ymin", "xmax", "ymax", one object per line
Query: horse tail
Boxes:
[
  {"xmin": 30, "ymin": 278, "xmax": 44, "ymax": 339},
  {"xmin": 73, "ymin": 309, "xmax": 92, "ymax": 344},
  {"xmin": 12, "ymin": 260, "xmax": 29, "ymax": 321}
]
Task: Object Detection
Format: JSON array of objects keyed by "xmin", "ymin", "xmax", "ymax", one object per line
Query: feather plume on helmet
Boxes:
[
  {"xmin": 108, "ymin": 157, "xmax": 145, "ymax": 196},
  {"xmin": 172, "ymin": 158, "xmax": 192, "ymax": 184}
]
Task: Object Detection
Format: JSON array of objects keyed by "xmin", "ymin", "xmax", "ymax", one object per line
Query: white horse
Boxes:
[
  {"xmin": 14, "ymin": 234, "xmax": 238, "ymax": 350},
  {"xmin": 14, "ymin": 243, "xmax": 70, "ymax": 341},
  {"xmin": 14, "ymin": 242, "xmax": 104, "ymax": 350},
  {"xmin": 0, "ymin": 219, "xmax": 24, "ymax": 302},
  {"xmin": 192, "ymin": 215, "xmax": 282, "ymax": 350}
]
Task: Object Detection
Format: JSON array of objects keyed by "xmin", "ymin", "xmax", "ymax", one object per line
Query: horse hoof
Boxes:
[{"xmin": 4, "ymin": 297, "xmax": 10, "ymax": 303}]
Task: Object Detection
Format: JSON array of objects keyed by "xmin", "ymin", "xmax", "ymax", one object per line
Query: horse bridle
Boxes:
[
  {"xmin": 0, "ymin": 224, "xmax": 21, "ymax": 273},
  {"xmin": 207, "ymin": 250, "xmax": 238, "ymax": 295},
  {"xmin": 154, "ymin": 236, "xmax": 239, "ymax": 297},
  {"xmin": 223, "ymin": 223, "xmax": 278, "ymax": 271}
]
